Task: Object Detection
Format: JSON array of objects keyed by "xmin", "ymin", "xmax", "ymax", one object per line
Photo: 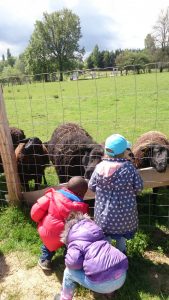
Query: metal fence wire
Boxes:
[{"xmin": 0, "ymin": 65, "xmax": 169, "ymax": 228}]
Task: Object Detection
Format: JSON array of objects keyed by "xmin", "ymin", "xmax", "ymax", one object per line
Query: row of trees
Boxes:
[{"xmin": 0, "ymin": 7, "xmax": 169, "ymax": 81}]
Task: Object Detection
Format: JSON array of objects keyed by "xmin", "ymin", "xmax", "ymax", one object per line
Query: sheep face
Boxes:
[
  {"xmin": 16, "ymin": 137, "xmax": 49, "ymax": 191},
  {"xmin": 150, "ymin": 145, "xmax": 168, "ymax": 172},
  {"xmin": 140, "ymin": 144, "xmax": 168, "ymax": 172},
  {"xmin": 84, "ymin": 146, "xmax": 135, "ymax": 179},
  {"xmin": 20, "ymin": 137, "xmax": 43, "ymax": 155},
  {"xmin": 83, "ymin": 145, "xmax": 104, "ymax": 179},
  {"xmin": 125, "ymin": 148, "xmax": 135, "ymax": 164},
  {"xmin": 10, "ymin": 127, "xmax": 26, "ymax": 149}
]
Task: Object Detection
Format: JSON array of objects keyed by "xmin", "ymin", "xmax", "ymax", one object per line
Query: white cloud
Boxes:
[{"xmin": 0, "ymin": 0, "xmax": 168, "ymax": 58}]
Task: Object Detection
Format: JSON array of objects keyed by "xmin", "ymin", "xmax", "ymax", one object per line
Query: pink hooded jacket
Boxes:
[{"xmin": 31, "ymin": 188, "xmax": 89, "ymax": 251}]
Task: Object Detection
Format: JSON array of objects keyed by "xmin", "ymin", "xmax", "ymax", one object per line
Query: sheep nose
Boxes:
[
  {"xmin": 157, "ymin": 163, "xmax": 167, "ymax": 172},
  {"xmin": 84, "ymin": 169, "xmax": 93, "ymax": 179}
]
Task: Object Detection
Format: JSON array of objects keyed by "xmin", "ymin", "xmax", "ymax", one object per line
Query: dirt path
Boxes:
[
  {"xmin": 0, "ymin": 252, "xmax": 62, "ymax": 300},
  {"xmin": 0, "ymin": 252, "xmax": 96, "ymax": 300},
  {"xmin": 0, "ymin": 251, "xmax": 169, "ymax": 300}
]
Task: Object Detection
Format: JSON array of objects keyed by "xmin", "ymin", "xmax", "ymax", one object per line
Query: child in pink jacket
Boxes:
[{"xmin": 31, "ymin": 176, "xmax": 89, "ymax": 271}]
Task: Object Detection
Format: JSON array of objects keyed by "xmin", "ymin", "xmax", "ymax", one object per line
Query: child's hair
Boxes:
[
  {"xmin": 67, "ymin": 176, "xmax": 88, "ymax": 198},
  {"xmin": 105, "ymin": 134, "xmax": 131, "ymax": 157}
]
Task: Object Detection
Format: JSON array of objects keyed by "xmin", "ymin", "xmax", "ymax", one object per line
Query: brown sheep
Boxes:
[
  {"xmin": 132, "ymin": 131, "xmax": 169, "ymax": 172},
  {"xmin": 132, "ymin": 130, "xmax": 169, "ymax": 215},
  {"xmin": 0, "ymin": 127, "xmax": 26, "ymax": 173}
]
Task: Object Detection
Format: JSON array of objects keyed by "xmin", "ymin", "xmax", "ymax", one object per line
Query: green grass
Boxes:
[
  {"xmin": 0, "ymin": 72, "xmax": 169, "ymax": 299},
  {"xmin": 3, "ymin": 72, "xmax": 169, "ymax": 143},
  {"xmin": 0, "ymin": 205, "xmax": 40, "ymax": 254}
]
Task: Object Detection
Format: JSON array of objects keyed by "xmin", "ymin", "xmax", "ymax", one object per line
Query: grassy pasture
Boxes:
[
  {"xmin": 3, "ymin": 71, "xmax": 169, "ymax": 144},
  {"xmin": 0, "ymin": 72, "xmax": 169, "ymax": 299}
]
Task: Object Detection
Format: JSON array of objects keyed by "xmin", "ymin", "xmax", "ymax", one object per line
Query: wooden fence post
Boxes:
[{"xmin": 0, "ymin": 86, "xmax": 22, "ymax": 205}]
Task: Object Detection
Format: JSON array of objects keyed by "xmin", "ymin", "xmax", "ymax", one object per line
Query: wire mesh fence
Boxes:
[{"xmin": 0, "ymin": 64, "xmax": 169, "ymax": 228}]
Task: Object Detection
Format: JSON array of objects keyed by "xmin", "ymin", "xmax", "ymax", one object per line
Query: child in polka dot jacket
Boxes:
[{"xmin": 88, "ymin": 134, "xmax": 143, "ymax": 254}]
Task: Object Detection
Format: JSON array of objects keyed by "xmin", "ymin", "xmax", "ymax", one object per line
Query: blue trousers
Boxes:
[
  {"xmin": 106, "ymin": 236, "xmax": 127, "ymax": 253},
  {"xmin": 60, "ymin": 267, "xmax": 127, "ymax": 299},
  {"xmin": 40, "ymin": 244, "xmax": 55, "ymax": 261}
]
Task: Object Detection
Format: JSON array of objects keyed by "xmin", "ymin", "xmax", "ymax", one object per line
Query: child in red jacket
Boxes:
[{"xmin": 31, "ymin": 176, "xmax": 89, "ymax": 271}]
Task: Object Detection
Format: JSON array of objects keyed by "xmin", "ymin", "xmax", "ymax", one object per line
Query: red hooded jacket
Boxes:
[{"xmin": 31, "ymin": 188, "xmax": 89, "ymax": 251}]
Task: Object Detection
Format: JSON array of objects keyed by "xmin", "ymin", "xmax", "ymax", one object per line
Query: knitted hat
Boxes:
[{"xmin": 105, "ymin": 134, "xmax": 131, "ymax": 157}]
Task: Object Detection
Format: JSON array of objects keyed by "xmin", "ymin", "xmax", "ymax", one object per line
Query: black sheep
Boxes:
[
  {"xmin": 83, "ymin": 144, "xmax": 104, "ymax": 179},
  {"xmin": 84, "ymin": 145, "xmax": 135, "ymax": 180},
  {"xmin": 47, "ymin": 123, "xmax": 135, "ymax": 183},
  {"xmin": 15, "ymin": 137, "xmax": 50, "ymax": 191},
  {"xmin": 47, "ymin": 123, "xmax": 98, "ymax": 183}
]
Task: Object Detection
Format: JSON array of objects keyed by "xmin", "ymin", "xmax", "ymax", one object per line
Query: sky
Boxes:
[{"xmin": 0, "ymin": 0, "xmax": 168, "ymax": 59}]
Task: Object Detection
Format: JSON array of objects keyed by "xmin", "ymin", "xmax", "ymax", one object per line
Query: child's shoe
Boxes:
[
  {"xmin": 38, "ymin": 259, "xmax": 52, "ymax": 271},
  {"xmin": 54, "ymin": 294, "xmax": 60, "ymax": 300}
]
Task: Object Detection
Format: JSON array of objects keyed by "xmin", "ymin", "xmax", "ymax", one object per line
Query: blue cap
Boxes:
[{"xmin": 105, "ymin": 134, "xmax": 131, "ymax": 157}]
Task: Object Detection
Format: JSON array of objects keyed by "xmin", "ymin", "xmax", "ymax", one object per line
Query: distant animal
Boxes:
[
  {"xmin": 0, "ymin": 126, "xmax": 26, "ymax": 173},
  {"xmin": 132, "ymin": 130, "xmax": 169, "ymax": 214},
  {"xmin": 47, "ymin": 123, "xmax": 100, "ymax": 183},
  {"xmin": 15, "ymin": 137, "xmax": 50, "ymax": 191}
]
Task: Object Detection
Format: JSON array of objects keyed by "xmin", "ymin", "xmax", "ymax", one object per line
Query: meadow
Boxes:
[
  {"xmin": 0, "ymin": 71, "xmax": 169, "ymax": 299},
  {"xmin": 3, "ymin": 71, "xmax": 169, "ymax": 144}
]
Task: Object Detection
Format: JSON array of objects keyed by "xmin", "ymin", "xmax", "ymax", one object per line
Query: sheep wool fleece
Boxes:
[
  {"xmin": 30, "ymin": 188, "xmax": 89, "ymax": 251},
  {"xmin": 88, "ymin": 158, "xmax": 143, "ymax": 237}
]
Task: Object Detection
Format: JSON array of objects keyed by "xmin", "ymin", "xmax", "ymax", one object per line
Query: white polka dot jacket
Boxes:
[{"xmin": 88, "ymin": 158, "xmax": 143, "ymax": 239}]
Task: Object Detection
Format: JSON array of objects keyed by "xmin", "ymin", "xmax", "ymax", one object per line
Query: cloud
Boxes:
[
  {"xmin": 0, "ymin": 0, "xmax": 168, "ymax": 58},
  {"xmin": 0, "ymin": 0, "xmax": 48, "ymax": 57}
]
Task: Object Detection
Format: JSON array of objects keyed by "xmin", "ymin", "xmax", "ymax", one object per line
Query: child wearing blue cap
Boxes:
[{"xmin": 88, "ymin": 133, "xmax": 143, "ymax": 254}]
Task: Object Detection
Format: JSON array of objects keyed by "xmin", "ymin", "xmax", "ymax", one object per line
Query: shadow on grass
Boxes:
[
  {"xmin": 148, "ymin": 227, "xmax": 169, "ymax": 256},
  {"xmin": 0, "ymin": 250, "xmax": 10, "ymax": 283},
  {"xmin": 137, "ymin": 187, "xmax": 169, "ymax": 229}
]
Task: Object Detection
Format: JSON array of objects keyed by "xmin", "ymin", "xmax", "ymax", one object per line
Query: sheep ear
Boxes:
[
  {"xmin": 19, "ymin": 138, "xmax": 30, "ymax": 143},
  {"xmin": 144, "ymin": 145, "xmax": 153, "ymax": 158},
  {"xmin": 140, "ymin": 148, "xmax": 146, "ymax": 154},
  {"xmin": 82, "ymin": 151, "xmax": 90, "ymax": 166}
]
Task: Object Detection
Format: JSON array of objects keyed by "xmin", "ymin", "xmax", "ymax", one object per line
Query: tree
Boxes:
[
  {"xmin": 144, "ymin": 34, "xmax": 156, "ymax": 62},
  {"xmin": 91, "ymin": 44, "xmax": 100, "ymax": 67},
  {"xmin": 144, "ymin": 34, "xmax": 156, "ymax": 51},
  {"xmin": 23, "ymin": 30, "xmax": 50, "ymax": 80},
  {"xmin": 85, "ymin": 55, "xmax": 94, "ymax": 69},
  {"xmin": 153, "ymin": 7, "xmax": 169, "ymax": 51},
  {"xmin": 115, "ymin": 50, "xmax": 150, "ymax": 74},
  {"xmin": 101, "ymin": 51, "xmax": 110, "ymax": 68},
  {"xmin": 24, "ymin": 9, "xmax": 84, "ymax": 81},
  {"xmin": 6, "ymin": 48, "xmax": 15, "ymax": 67}
]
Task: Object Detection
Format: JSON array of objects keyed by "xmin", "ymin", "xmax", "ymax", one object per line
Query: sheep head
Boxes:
[
  {"xmin": 135, "ymin": 144, "xmax": 169, "ymax": 172},
  {"xmin": 83, "ymin": 145, "xmax": 104, "ymax": 179},
  {"xmin": 19, "ymin": 137, "xmax": 43, "ymax": 155},
  {"xmin": 84, "ymin": 145, "xmax": 135, "ymax": 179}
]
